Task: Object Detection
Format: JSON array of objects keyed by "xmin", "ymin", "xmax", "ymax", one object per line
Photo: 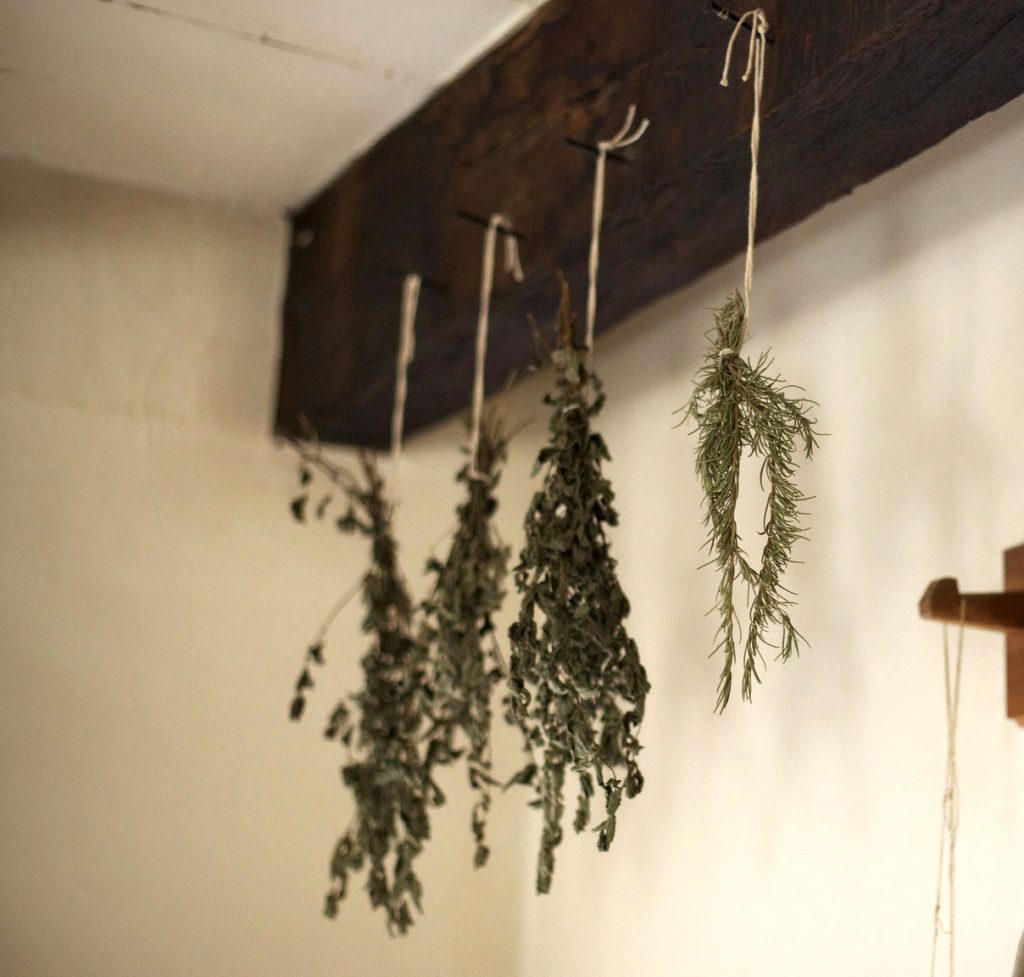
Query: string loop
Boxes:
[
  {"xmin": 468, "ymin": 214, "xmax": 523, "ymax": 478},
  {"xmin": 585, "ymin": 104, "xmax": 650, "ymax": 368},
  {"xmin": 390, "ymin": 272, "xmax": 421, "ymax": 482},
  {"xmin": 720, "ymin": 7, "xmax": 768, "ymax": 346}
]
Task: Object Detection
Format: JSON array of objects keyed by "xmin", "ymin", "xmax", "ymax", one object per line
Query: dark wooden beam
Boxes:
[{"xmin": 276, "ymin": 0, "xmax": 1024, "ymax": 448}]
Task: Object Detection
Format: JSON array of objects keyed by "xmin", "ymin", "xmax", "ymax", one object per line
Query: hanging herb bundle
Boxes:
[
  {"xmin": 684, "ymin": 294, "xmax": 819, "ymax": 711},
  {"xmin": 682, "ymin": 10, "xmax": 821, "ymax": 711},
  {"xmin": 418, "ymin": 213, "xmax": 527, "ymax": 870},
  {"xmin": 507, "ymin": 279, "xmax": 649, "ymax": 894},
  {"xmin": 287, "ymin": 443, "xmax": 440, "ymax": 935},
  {"xmin": 420, "ymin": 407, "xmax": 515, "ymax": 869},
  {"xmin": 322, "ymin": 453, "xmax": 440, "ymax": 934}
]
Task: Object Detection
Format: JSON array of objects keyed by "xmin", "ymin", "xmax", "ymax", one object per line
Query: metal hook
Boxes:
[
  {"xmin": 706, "ymin": 2, "xmax": 775, "ymax": 44},
  {"xmin": 455, "ymin": 209, "xmax": 527, "ymax": 241},
  {"xmin": 565, "ymin": 137, "xmax": 632, "ymax": 166}
]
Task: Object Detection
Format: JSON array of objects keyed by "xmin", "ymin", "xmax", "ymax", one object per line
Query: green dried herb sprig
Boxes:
[
  {"xmin": 508, "ymin": 280, "xmax": 650, "ymax": 894},
  {"xmin": 287, "ymin": 443, "xmax": 439, "ymax": 935},
  {"xmin": 684, "ymin": 292, "xmax": 820, "ymax": 712},
  {"xmin": 287, "ymin": 444, "xmax": 361, "ymax": 722},
  {"xmin": 421, "ymin": 409, "xmax": 515, "ymax": 869},
  {"xmin": 324, "ymin": 452, "xmax": 439, "ymax": 935}
]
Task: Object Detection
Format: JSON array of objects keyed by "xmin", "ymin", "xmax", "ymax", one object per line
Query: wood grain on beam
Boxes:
[{"xmin": 276, "ymin": 0, "xmax": 1024, "ymax": 447}]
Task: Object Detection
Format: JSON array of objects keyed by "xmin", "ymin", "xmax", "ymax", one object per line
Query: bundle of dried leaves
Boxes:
[
  {"xmin": 507, "ymin": 280, "xmax": 649, "ymax": 894},
  {"xmin": 684, "ymin": 292, "xmax": 820, "ymax": 712},
  {"xmin": 287, "ymin": 445, "xmax": 439, "ymax": 935},
  {"xmin": 420, "ymin": 408, "xmax": 515, "ymax": 869}
]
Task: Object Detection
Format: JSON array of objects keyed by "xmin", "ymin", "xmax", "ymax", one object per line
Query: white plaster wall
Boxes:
[
  {"xmin": 0, "ymin": 159, "xmax": 528, "ymax": 977},
  {"xmin": 2, "ymin": 93, "xmax": 1024, "ymax": 977},
  {"xmin": 511, "ymin": 95, "xmax": 1024, "ymax": 976}
]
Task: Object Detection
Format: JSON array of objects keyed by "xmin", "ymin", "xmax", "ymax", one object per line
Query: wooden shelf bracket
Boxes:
[{"xmin": 919, "ymin": 543, "xmax": 1024, "ymax": 725}]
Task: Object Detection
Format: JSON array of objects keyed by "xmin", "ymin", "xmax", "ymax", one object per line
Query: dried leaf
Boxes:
[
  {"xmin": 420, "ymin": 409, "xmax": 531, "ymax": 869},
  {"xmin": 507, "ymin": 279, "xmax": 650, "ymax": 894}
]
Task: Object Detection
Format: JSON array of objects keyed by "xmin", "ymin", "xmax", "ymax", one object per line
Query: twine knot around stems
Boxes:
[
  {"xmin": 719, "ymin": 7, "xmax": 768, "ymax": 347},
  {"xmin": 585, "ymin": 104, "xmax": 649, "ymax": 369},
  {"xmin": 468, "ymin": 214, "xmax": 523, "ymax": 480}
]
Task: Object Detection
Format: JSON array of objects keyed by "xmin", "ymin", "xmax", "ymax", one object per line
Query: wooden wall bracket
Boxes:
[
  {"xmin": 919, "ymin": 543, "xmax": 1024, "ymax": 725},
  {"xmin": 275, "ymin": 0, "xmax": 1024, "ymax": 448}
]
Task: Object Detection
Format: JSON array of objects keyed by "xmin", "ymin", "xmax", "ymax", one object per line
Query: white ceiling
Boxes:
[{"xmin": 0, "ymin": 0, "xmax": 541, "ymax": 214}]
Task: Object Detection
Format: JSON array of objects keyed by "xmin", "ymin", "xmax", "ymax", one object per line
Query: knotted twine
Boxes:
[
  {"xmin": 311, "ymin": 271, "xmax": 419, "ymax": 637},
  {"xmin": 390, "ymin": 272, "xmax": 421, "ymax": 483},
  {"xmin": 720, "ymin": 8, "xmax": 768, "ymax": 347},
  {"xmin": 585, "ymin": 105, "xmax": 649, "ymax": 370},
  {"xmin": 930, "ymin": 602, "xmax": 966, "ymax": 977},
  {"xmin": 468, "ymin": 214, "xmax": 523, "ymax": 478}
]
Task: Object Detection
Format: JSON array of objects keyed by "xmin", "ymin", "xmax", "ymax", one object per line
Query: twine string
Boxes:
[
  {"xmin": 468, "ymin": 214, "xmax": 523, "ymax": 478},
  {"xmin": 930, "ymin": 600, "xmax": 966, "ymax": 977},
  {"xmin": 390, "ymin": 272, "xmax": 421, "ymax": 483},
  {"xmin": 720, "ymin": 8, "xmax": 768, "ymax": 346},
  {"xmin": 585, "ymin": 104, "xmax": 649, "ymax": 368}
]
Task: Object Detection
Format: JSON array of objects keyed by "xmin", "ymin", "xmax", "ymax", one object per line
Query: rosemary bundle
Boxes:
[
  {"xmin": 421, "ymin": 409, "xmax": 514, "ymax": 869},
  {"xmin": 287, "ymin": 446, "xmax": 439, "ymax": 935},
  {"xmin": 684, "ymin": 292, "xmax": 820, "ymax": 712},
  {"xmin": 507, "ymin": 281, "xmax": 649, "ymax": 894}
]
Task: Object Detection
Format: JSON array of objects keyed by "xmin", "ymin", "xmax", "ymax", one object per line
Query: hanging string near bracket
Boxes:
[
  {"xmin": 719, "ymin": 7, "xmax": 768, "ymax": 346},
  {"xmin": 468, "ymin": 214, "xmax": 523, "ymax": 479},
  {"xmin": 585, "ymin": 104, "xmax": 649, "ymax": 371},
  {"xmin": 930, "ymin": 601, "xmax": 966, "ymax": 977}
]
